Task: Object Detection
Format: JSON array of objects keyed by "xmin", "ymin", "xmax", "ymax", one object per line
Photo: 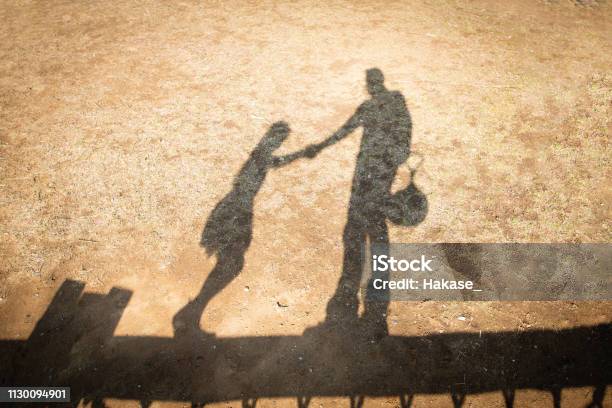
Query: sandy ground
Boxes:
[{"xmin": 1, "ymin": 0, "xmax": 611, "ymax": 407}]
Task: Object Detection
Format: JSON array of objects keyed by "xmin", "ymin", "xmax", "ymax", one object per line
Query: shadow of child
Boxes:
[{"xmin": 173, "ymin": 121, "xmax": 312, "ymax": 336}]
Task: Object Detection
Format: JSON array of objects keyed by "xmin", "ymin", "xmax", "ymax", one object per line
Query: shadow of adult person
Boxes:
[
  {"xmin": 304, "ymin": 68, "xmax": 413, "ymax": 338},
  {"xmin": 173, "ymin": 121, "xmax": 310, "ymax": 337}
]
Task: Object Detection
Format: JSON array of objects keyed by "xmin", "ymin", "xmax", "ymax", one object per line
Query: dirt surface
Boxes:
[{"xmin": 1, "ymin": 0, "xmax": 611, "ymax": 407}]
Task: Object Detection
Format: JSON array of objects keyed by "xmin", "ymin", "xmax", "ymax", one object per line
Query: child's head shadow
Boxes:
[{"xmin": 258, "ymin": 121, "xmax": 290, "ymax": 153}]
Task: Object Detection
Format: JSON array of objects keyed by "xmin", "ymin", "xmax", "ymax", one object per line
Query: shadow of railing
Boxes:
[{"xmin": 2, "ymin": 280, "xmax": 610, "ymax": 407}]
